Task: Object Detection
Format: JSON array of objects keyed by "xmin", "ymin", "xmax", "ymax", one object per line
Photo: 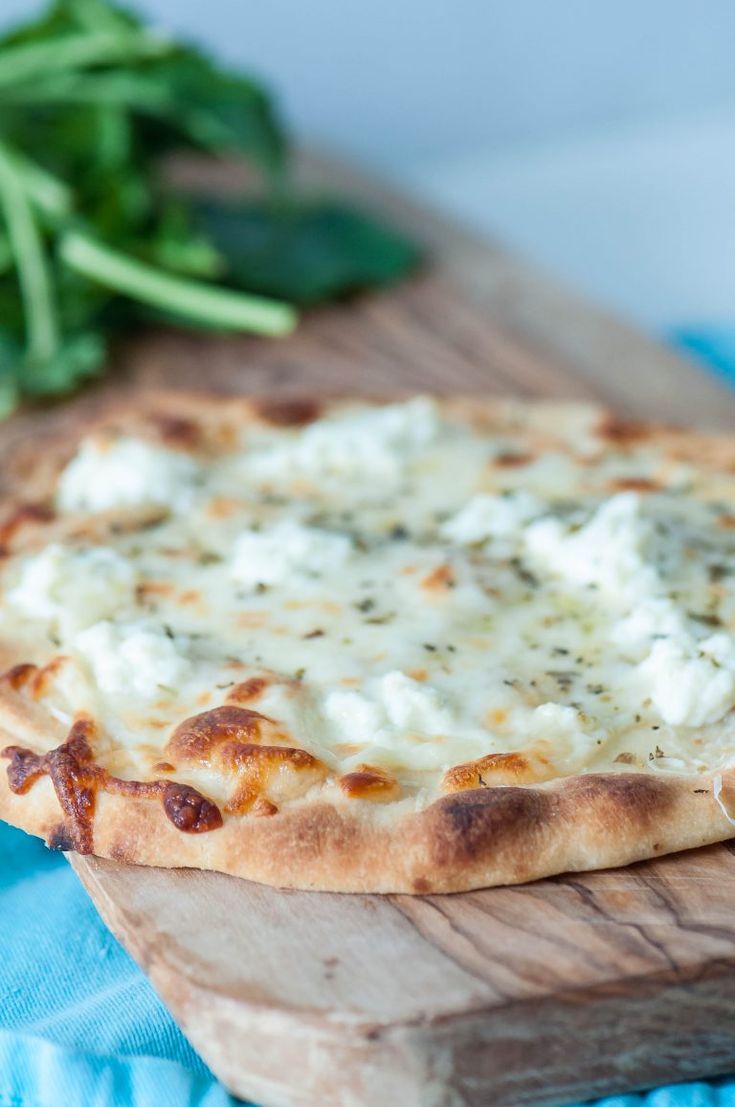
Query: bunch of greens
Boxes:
[{"xmin": 0, "ymin": 0, "xmax": 420, "ymax": 414}]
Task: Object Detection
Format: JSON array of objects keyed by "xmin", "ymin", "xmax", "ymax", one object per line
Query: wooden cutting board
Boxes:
[{"xmin": 16, "ymin": 151, "xmax": 735, "ymax": 1106}]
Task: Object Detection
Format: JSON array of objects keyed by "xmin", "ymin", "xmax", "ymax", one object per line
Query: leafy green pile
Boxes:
[{"xmin": 0, "ymin": 0, "xmax": 421, "ymax": 414}]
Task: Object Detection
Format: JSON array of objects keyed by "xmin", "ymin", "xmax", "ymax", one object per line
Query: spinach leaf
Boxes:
[
  {"xmin": 193, "ymin": 198, "xmax": 422, "ymax": 305},
  {"xmin": 0, "ymin": 0, "xmax": 421, "ymax": 414}
]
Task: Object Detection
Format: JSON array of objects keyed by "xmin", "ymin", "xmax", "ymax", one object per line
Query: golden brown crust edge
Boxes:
[
  {"xmin": 2, "ymin": 389, "xmax": 735, "ymax": 892},
  {"xmin": 0, "ymin": 751, "xmax": 733, "ymax": 892}
]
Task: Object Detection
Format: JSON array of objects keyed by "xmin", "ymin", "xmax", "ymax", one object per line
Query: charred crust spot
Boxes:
[
  {"xmin": 162, "ymin": 782, "xmax": 223, "ymax": 833},
  {"xmin": 494, "ymin": 450, "xmax": 535, "ymax": 468},
  {"xmin": 609, "ymin": 476, "xmax": 659, "ymax": 492},
  {"xmin": 167, "ymin": 705, "xmax": 272, "ymax": 762},
  {"xmin": 255, "ymin": 396, "xmax": 322, "ymax": 427},
  {"xmin": 596, "ymin": 413, "xmax": 649, "ymax": 444},
  {"xmin": 47, "ymin": 823, "xmax": 75, "ymax": 852},
  {"xmin": 564, "ymin": 772, "xmax": 675, "ymax": 823},
  {"xmin": 339, "ymin": 765, "xmax": 400, "ymax": 801},
  {"xmin": 148, "ymin": 413, "xmax": 201, "ymax": 450},
  {"xmin": 109, "ymin": 842, "xmax": 132, "ymax": 863},
  {"xmin": 412, "ymin": 876, "xmax": 431, "ymax": 894},
  {"xmin": 428, "ymin": 787, "xmax": 551, "ymax": 866}
]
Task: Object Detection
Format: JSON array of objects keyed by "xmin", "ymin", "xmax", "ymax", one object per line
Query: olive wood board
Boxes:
[{"xmin": 9, "ymin": 149, "xmax": 735, "ymax": 1106}]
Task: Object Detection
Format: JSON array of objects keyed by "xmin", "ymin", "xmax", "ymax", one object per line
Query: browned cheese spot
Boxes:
[
  {"xmin": 252, "ymin": 797, "xmax": 279, "ymax": 817},
  {"xmin": 493, "ymin": 451, "xmax": 535, "ymax": 468},
  {"xmin": 254, "ymin": 396, "xmax": 322, "ymax": 427},
  {"xmin": 421, "ymin": 563, "xmax": 456, "ymax": 592},
  {"xmin": 596, "ymin": 413, "xmax": 649, "ymax": 445},
  {"xmin": 223, "ymin": 743, "xmax": 328, "ymax": 814},
  {"xmin": 162, "ymin": 781, "xmax": 223, "ymax": 832},
  {"xmin": 443, "ymin": 751, "xmax": 552, "ymax": 792},
  {"xmin": 1, "ymin": 715, "xmax": 223, "ymax": 851},
  {"xmin": 609, "ymin": 477, "xmax": 660, "ymax": 493},
  {"xmin": 1, "ymin": 663, "xmax": 39, "ymax": 691},
  {"xmin": 28, "ymin": 657, "xmax": 67, "ymax": 698},
  {"xmin": 147, "ymin": 413, "xmax": 201, "ymax": 450},
  {"xmin": 227, "ymin": 677, "xmax": 270, "ymax": 704},
  {"xmin": 167, "ymin": 705, "xmax": 273, "ymax": 763},
  {"xmin": 1, "ymin": 658, "xmax": 70, "ymax": 700},
  {"xmin": 338, "ymin": 764, "xmax": 400, "ymax": 802}
]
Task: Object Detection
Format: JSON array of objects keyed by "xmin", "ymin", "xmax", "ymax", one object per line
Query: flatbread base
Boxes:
[{"xmin": 1, "ymin": 392, "xmax": 735, "ymax": 893}]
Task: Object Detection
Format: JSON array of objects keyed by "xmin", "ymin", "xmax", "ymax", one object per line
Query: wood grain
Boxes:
[{"xmin": 22, "ymin": 151, "xmax": 735, "ymax": 1105}]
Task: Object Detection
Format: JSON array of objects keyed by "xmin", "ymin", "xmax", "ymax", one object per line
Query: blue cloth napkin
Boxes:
[
  {"xmin": 0, "ymin": 821, "xmax": 240, "ymax": 1107},
  {"xmin": 671, "ymin": 326, "xmax": 735, "ymax": 388},
  {"xmin": 1, "ymin": 818, "xmax": 735, "ymax": 1107},
  {"xmin": 4, "ymin": 328, "xmax": 735, "ymax": 1107}
]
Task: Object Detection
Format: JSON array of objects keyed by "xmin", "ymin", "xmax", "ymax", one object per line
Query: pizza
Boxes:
[{"xmin": 1, "ymin": 391, "xmax": 735, "ymax": 893}]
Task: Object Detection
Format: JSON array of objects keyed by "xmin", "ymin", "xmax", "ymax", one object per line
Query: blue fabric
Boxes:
[
  {"xmin": 2, "ymin": 819, "xmax": 735, "ymax": 1107},
  {"xmin": 671, "ymin": 325, "xmax": 735, "ymax": 385},
  {"xmin": 0, "ymin": 821, "xmax": 240, "ymax": 1106},
  {"xmin": 4, "ymin": 327, "xmax": 735, "ymax": 1106}
]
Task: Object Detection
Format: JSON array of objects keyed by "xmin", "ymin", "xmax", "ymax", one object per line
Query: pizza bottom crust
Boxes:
[{"xmin": 2, "ymin": 764, "xmax": 734, "ymax": 893}]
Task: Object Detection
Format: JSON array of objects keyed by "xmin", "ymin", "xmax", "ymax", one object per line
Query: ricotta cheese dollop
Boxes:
[
  {"xmin": 230, "ymin": 521, "xmax": 354, "ymax": 589},
  {"xmin": 247, "ymin": 397, "xmax": 443, "ymax": 482},
  {"xmin": 57, "ymin": 435, "xmax": 200, "ymax": 513},
  {"xmin": 73, "ymin": 620, "xmax": 192, "ymax": 700},
  {"xmin": 6, "ymin": 545, "xmax": 136, "ymax": 634},
  {"xmin": 441, "ymin": 491, "xmax": 543, "ymax": 546}
]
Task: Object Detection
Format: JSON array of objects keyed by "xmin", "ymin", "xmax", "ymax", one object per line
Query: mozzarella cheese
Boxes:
[{"xmin": 4, "ymin": 397, "xmax": 735, "ymax": 795}]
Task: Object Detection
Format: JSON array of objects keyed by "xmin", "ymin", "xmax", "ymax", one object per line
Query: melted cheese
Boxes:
[{"xmin": 5, "ymin": 397, "xmax": 735, "ymax": 798}]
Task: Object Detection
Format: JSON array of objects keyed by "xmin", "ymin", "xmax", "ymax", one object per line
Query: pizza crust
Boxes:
[
  {"xmin": 0, "ymin": 708, "xmax": 732, "ymax": 893},
  {"xmin": 1, "ymin": 390, "xmax": 735, "ymax": 893}
]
